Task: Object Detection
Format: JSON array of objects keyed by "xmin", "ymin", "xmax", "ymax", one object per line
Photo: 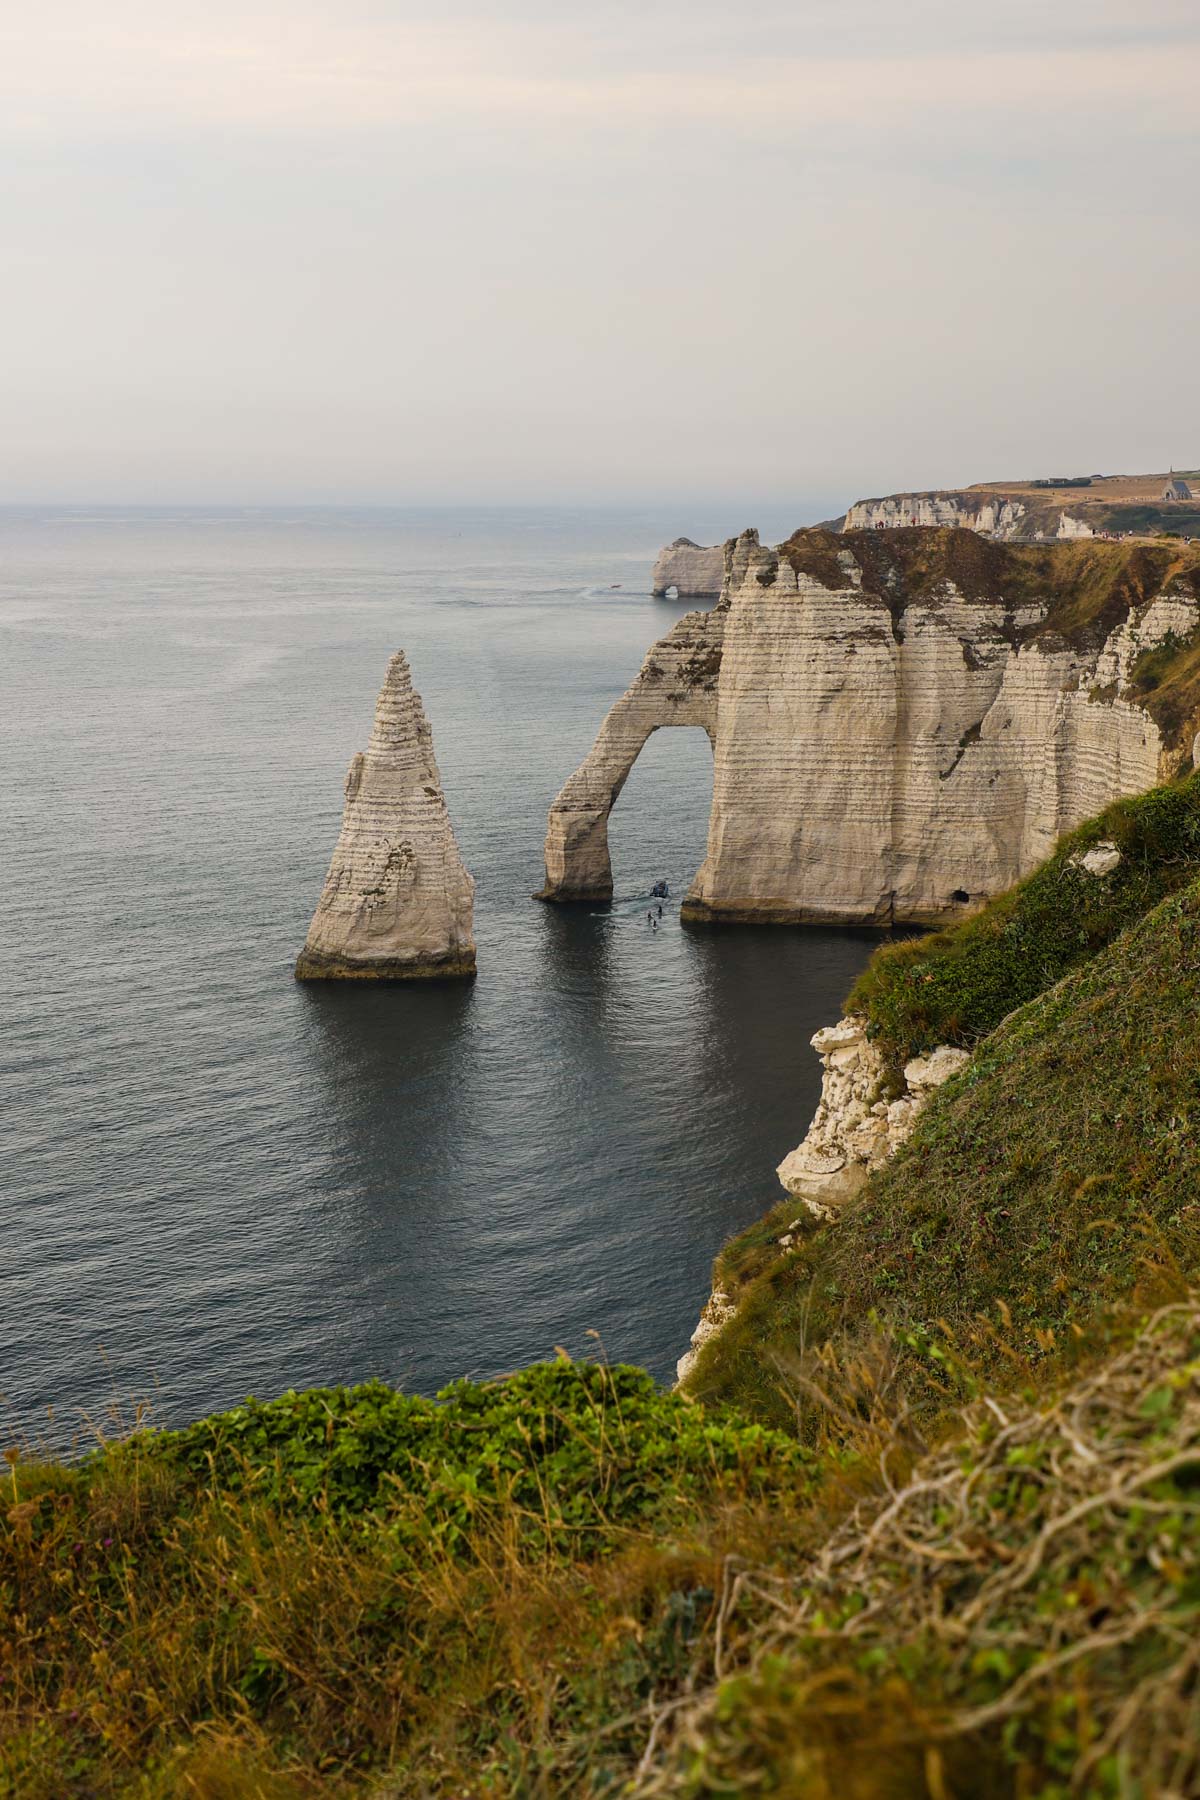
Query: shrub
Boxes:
[
  {"xmin": 0, "ymin": 1363, "xmax": 804, "ymax": 1796},
  {"xmin": 132, "ymin": 1359, "xmax": 805, "ymax": 1555}
]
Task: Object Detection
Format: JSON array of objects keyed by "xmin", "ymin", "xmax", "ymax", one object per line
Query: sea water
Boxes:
[{"xmin": 0, "ymin": 505, "xmax": 882, "ymax": 1444}]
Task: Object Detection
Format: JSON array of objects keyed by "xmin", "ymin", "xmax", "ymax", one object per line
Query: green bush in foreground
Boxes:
[
  {"xmin": 849, "ymin": 768, "xmax": 1200, "ymax": 1066},
  {"xmin": 134, "ymin": 1359, "xmax": 805, "ymax": 1552},
  {"xmin": 1, "ymin": 1363, "xmax": 804, "ymax": 1798}
]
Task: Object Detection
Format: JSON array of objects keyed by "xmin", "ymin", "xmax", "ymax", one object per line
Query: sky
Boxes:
[{"xmin": 2, "ymin": 0, "xmax": 1198, "ymax": 509}]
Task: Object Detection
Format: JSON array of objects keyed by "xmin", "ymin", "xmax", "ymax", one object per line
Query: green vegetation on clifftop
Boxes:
[
  {"xmin": 143, "ymin": 1359, "xmax": 800, "ymax": 1550},
  {"xmin": 779, "ymin": 528, "xmax": 1200, "ymax": 660},
  {"xmin": 847, "ymin": 768, "xmax": 1200, "ymax": 1068}
]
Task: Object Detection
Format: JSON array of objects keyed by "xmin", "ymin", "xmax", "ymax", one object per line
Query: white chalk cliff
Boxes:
[
  {"xmin": 845, "ymin": 493, "xmax": 1031, "ymax": 538},
  {"xmin": 845, "ymin": 493, "xmax": 1098, "ymax": 542},
  {"xmin": 676, "ymin": 1016, "xmax": 970, "ymax": 1384},
  {"xmin": 650, "ymin": 538, "xmax": 725, "ymax": 599},
  {"xmin": 541, "ymin": 528, "xmax": 1200, "ymax": 925},
  {"xmin": 844, "ymin": 471, "xmax": 1200, "ymax": 542},
  {"xmin": 296, "ymin": 652, "xmax": 476, "ymax": 981},
  {"xmin": 776, "ymin": 1019, "xmax": 969, "ymax": 1217}
]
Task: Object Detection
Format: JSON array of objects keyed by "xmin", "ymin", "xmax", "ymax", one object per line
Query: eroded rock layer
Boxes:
[
  {"xmin": 296, "ymin": 652, "xmax": 476, "ymax": 980},
  {"xmin": 542, "ymin": 528, "xmax": 1200, "ymax": 924}
]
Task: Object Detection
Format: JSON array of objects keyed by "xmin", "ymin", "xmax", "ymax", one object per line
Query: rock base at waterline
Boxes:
[
  {"xmin": 532, "ymin": 879, "xmax": 613, "ymax": 905},
  {"xmin": 680, "ymin": 896, "xmax": 904, "ymax": 928},
  {"xmin": 294, "ymin": 948, "xmax": 477, "ymax": 982}
]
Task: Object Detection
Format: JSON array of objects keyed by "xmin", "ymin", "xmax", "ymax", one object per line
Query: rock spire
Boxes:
[{"xmin": 295, "ymin": 651, "xmax": 476, "ymax": 980}]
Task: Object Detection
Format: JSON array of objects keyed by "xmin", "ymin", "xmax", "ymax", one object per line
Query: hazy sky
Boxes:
[{"xmin": 3, "ymin": 0, "xmax": 1198, "ymax": 507}]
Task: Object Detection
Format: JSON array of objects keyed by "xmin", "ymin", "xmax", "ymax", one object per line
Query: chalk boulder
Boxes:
[
  {"xmin": 1071, "ymin": 841, "xmax": 1122, "ymax": 878},
  {"xmin": 777, "ymin": 1018, "xmax": 969, "ymax": 1217}
]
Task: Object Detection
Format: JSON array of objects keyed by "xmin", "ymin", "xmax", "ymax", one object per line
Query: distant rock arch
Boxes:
[{"xmin": 650, "ymin": 538, "xmax": 725, "ymax": 599}]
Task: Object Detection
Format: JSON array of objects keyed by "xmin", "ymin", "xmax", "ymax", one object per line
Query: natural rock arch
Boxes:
[
  {"xmin": 540, "ymin": 527, "xmax": 1200, "ymax": 928},
  {"xmin": 536, "ymin": 606, "xmax": 726, "ymax": 902},
  {"xmin": 649, "ymin": 538, "xmax": 725, "ymax": 600}
]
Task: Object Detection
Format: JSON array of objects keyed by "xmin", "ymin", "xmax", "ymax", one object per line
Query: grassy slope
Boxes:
[
  {"xmin": 0, "ymin": 1365, "xmax": 802, "ymax": 1798},
  {"xmin": 649, "ymin": 1299, "xmax": 1200, "ymax": 1799},
  {"xmin": 687, "ymin": 877, "xmax": 1200, "ymax": 1431}
]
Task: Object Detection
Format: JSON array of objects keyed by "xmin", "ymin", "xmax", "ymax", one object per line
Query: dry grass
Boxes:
[
  {"xmin": 971, "ymin": 472, "xmax": 1200, "ymax": 503},
  {"xmin": 639, "ymin": 1298, "xmax": 1200, "ymax": 1798}
]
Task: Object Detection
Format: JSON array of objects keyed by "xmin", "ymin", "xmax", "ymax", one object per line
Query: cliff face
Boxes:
[
  {"xmin": 682, "ymin": 1019, "xmax": 971, "ymax": 1384},
  {"xmin": 296, "ymin": 651, "xmax": 476, "ymax": 980},
  {"xmin": 846, "ymin": 492, "xmax": 1100, "ymax": 541},
  {"xmin": 649, "ymin": 538, "xmax": 725, "ymax": 599},
  {"xmin": 845, "ymin": 470, "xmax": 1200, "ymax": 542},
  {"xmin": 541, "ymin": 528, "xmax": 1200, "ymax": 926},
  {"xmin": 845, "ymin": 492, "xmax": 1031, "ymax": 538},
  {"xmin": 775, "ymin": 1019, "xmax": 968, "ymax": 1216}
]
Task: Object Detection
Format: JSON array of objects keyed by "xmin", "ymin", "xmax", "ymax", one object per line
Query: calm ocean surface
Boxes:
[{"xmin": 0, "ymin": 505, "xmax": 883, "ymax": 1446}]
